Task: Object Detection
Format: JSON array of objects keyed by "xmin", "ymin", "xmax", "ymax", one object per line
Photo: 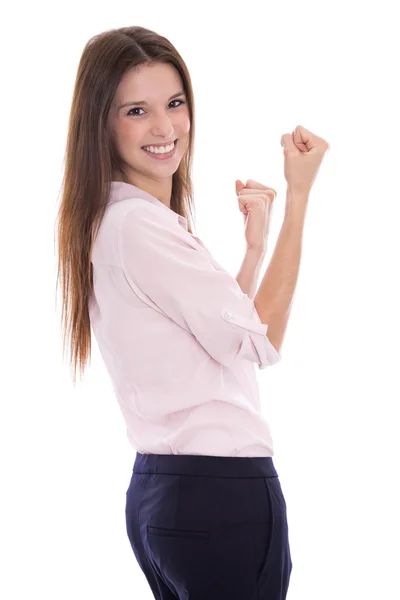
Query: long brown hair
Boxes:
[{"xmin": 55, "ymin": 26, "xmax": 197, "ymax": 385}]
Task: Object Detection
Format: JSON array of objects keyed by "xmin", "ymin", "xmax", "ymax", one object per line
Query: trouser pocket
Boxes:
[{"xmin": 255, "ymin": 475, "xmax": 292, "ymax": 592}]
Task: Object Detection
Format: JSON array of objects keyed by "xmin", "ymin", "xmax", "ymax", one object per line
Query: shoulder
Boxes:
[{"xmin": 91, "ymin": 198, "xmax": 151, "ymax": 264}]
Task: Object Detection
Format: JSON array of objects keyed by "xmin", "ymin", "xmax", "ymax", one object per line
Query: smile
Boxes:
[{"xmin": 141, "ymin": 139, "xmax": 178, "ymax": 160}]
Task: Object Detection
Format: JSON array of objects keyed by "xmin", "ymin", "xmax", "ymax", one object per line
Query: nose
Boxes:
[{"xmin": 150, "ymin": 112, "xmax": 174, "ymax": 138}]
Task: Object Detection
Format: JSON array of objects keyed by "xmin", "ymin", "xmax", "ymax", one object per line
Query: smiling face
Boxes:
[{"xmin": 108, "ymin": 62, "xmax": 191, "ymax": 205}]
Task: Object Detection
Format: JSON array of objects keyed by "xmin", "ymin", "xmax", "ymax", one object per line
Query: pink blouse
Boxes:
[{"xmin": 88, "ymin": 181, "xmax": 281, "ymax": 457}]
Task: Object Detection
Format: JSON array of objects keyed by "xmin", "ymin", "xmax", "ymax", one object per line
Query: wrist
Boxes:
[
  {"xmin": 285, "ymin": 188, "xmax": 309, "ymax": 220},
  {"xmin": 286, "ymin": 185, "xmax": 309, "ymax": 200},
  {"xmin": 245, "ymin": 244, "xmax": 266, "ymax": 258}
]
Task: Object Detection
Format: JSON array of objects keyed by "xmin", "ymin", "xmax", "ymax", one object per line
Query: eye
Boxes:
[{"xmin": 127, "ymin": 99, "xmax": 186, "ymax": 117}]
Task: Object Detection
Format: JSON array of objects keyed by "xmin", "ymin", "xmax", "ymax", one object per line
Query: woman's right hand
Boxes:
[{"xmin": 281, "ymin": 125, "xmax": 330, "ymax": 197}]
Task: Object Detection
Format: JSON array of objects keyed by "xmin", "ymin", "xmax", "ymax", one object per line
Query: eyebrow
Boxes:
[{"xmin": 118, "ymin": 90, "xmax": 186, "ymax": 110}]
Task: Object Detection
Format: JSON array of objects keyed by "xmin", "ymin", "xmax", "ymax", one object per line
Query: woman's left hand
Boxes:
[{"xmin": 235, "ymin": 179, "xmax": 277, "ymax": 252}]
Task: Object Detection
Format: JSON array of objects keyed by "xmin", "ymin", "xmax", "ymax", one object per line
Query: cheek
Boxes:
[
  {"xmin": 119, "ymin": 125, "xmax": 141, "ymax": 144},
  {"xmin": 114, "ymin": 118, "xmax": 143, "ymax": 145},
  {"xmin": 181, "ymin": 114, "xmax": 191, "ymax": 135}
]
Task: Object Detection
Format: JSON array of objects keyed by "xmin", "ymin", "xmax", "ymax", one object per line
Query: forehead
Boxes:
[{"xmin": 114, "ymin": 62, "xmax": 182, "ymax": 104}]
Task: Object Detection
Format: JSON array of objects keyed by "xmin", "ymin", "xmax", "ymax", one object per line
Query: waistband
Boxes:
[{"xmin": 133, "ymin": 452, "xmax": 279, "ymax": 478}]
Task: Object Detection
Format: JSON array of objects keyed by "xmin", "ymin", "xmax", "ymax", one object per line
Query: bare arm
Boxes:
[
  {"xmin": 236, "ymin": 194, "xmax": 274, "ymax": 299},
  {"xmin": 235, "ymin": 248, "xmax": 266, "ymax": 300},
  {"xmin": 254, "ymin": 189, "xmax": 309, "ymax": 354}
]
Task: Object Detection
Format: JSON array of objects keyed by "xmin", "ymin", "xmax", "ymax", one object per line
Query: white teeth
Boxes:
[{"xmin": 143, "ymin": 142, "xmax": 175, "ymax": 154}]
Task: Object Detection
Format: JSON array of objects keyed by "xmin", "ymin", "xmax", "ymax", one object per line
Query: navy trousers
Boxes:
[{"xmin": 125, "ymin": 452, "xmax": 292, "ymax": 599}]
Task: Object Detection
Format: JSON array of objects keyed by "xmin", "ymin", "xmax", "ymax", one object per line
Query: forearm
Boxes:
[
  {"xmin": 236, "ymin": 198, "xmax": 273, "ymax": 298},
  {"xmin": 235, "ymin": 248, "xmax": 266, "ymax": 299},
  {"xmin": 254, "ymin": 189, "xmax": 309, "ymax": 354}
]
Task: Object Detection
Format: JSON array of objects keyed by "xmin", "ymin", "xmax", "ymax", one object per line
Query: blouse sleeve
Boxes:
[{"xmin": 118, "ymin": 207, "xmax": 282, "ymax": 369}]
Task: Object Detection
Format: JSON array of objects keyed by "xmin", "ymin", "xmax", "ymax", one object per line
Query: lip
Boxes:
[
  {"xmin": 141, "ymin": 138, "xmax": 177, "ymax": 149},
  {"xmin": 141, "ymin": 139, "xmax": 178, "ymax": 160}
]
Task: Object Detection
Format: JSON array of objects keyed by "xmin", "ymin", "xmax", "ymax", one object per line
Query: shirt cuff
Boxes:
[{"xmin": 224, "ymin": 297, "xmax": 282, "ymax": 369}]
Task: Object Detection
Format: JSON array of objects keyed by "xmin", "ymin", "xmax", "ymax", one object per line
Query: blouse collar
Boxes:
[{"xmin": 108, "ymin": 181, "xmax": 188, "ymax": 231}]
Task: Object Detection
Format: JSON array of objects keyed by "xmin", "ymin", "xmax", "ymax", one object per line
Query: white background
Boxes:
[{"xmin": 1, "ymin": 0, "xmax": 399, "ymax": 598}]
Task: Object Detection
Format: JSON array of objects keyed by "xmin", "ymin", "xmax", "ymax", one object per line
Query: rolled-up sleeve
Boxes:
[{"xmin": 118, "ymin": 208, "xmax": 281, "ymax": 369}]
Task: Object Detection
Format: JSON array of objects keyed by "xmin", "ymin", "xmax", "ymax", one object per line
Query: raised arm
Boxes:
[{"xmin": 254, "ymin": 189, "xmax": 309, "ymax": 354}]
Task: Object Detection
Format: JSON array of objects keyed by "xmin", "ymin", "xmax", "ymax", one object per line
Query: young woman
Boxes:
[{"xmin": 56, "ymin": 25, "xmax": 329, "ymax": 600}]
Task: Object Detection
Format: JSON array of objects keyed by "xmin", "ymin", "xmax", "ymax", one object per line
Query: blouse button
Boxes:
[{"xmin": 224, "ymin": 311, "xmax": 233, "ymax": 320}]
